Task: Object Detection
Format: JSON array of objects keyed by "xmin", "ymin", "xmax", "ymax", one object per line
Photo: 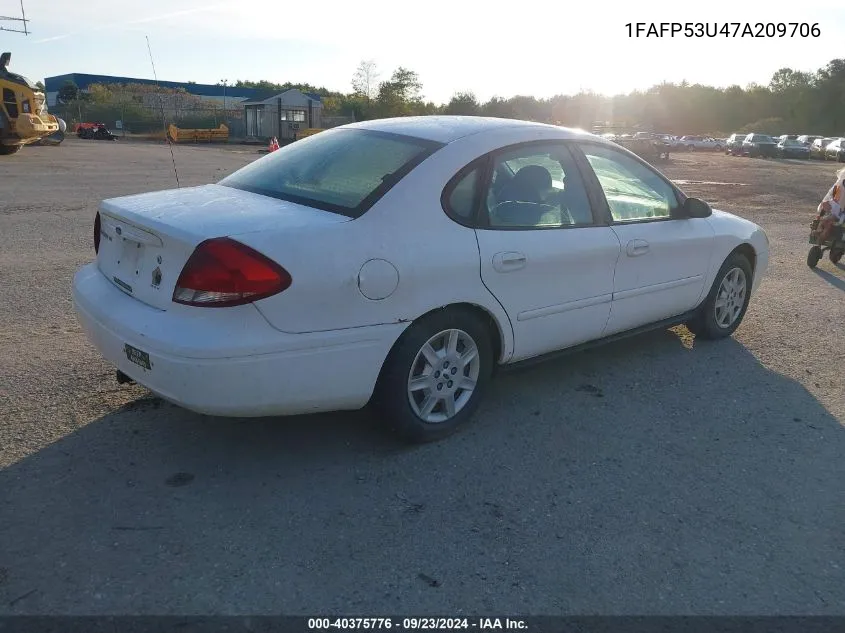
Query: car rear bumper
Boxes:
[{"xmin": 72, "ymin": 263, "xmax": 405, "ymax": 417}]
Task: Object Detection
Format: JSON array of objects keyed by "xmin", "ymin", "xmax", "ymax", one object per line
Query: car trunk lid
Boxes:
[{"xmin": 96, "ymin": 184, "xmax": 349, "ymax": 311}]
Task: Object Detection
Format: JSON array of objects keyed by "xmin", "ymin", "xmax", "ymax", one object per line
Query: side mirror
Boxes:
[
  {"xmin": 0, "ymin": 52, "xmax": 10, "ymax": 71},
  {"xmin": 675, "ymin": 197, "xmax": 712, "ymax": 219}
]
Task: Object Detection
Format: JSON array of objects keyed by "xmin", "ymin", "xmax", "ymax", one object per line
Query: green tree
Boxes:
[
  {"xmin": 374, "ymin": 67, "xmax": 424, "ymax": 117},
  {"xmin": 57, "ymin": 80, "xmax": 79, "ymax": 105},
  {"xmin": 769, "ymin": 68, "xmax": 813, "ymax": 93},
  {"xmin": 814, "ymin": 59, "xmax": 845, "ymax": 134},
  {"xmin": 443, "ymin": 91, "xmax": 480, "ymax": 115},
  {"xmin": 480, "ymin": 96, "xmax": 516, "ymax": 119}
]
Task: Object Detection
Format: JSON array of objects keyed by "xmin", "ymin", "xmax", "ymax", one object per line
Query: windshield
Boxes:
[{"xmin": 220, "ymin": 129, "xmax": 444, "ymax": 218}]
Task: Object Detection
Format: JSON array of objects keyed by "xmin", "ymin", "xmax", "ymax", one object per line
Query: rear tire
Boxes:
[
  {"xmin": 687, "ymin": 252, "xmax": 753, "ymax": 340},
  {"xmin": 372, "ymin": 308, "xmax": 494, "ymax": 444},
  {"xmin": 830, "ymin": 249, "xmax": 843, "ymax": 264},
  {"xmin": 0, "ymin": 143, "xmax": 21, "ymax": 155},
  {"xmin": 807, "ymin": 245, "xmax": 823, "ymax": 268}
]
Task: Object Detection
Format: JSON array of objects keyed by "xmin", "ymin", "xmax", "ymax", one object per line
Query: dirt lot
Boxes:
[{"xmin": 1, "ymin": 138, "xmax": 844, "ymax": 615}]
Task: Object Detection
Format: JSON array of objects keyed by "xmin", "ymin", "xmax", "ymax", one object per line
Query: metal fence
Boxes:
[{"xmin": 51, "ymin": 102, "xmax": 247, "ymax": 138}]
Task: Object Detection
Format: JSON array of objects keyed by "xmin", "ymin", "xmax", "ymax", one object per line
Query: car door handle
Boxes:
[
  {"xmin": 492, "ymin": 251, "xmax": 527, "ymax": 272},
  {"xmin": 626, "ymin": 239, "xmax": 650, "ymax": 257}
]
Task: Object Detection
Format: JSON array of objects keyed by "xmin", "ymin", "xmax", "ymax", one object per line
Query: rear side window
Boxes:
[
  {"xmin": 220, "ymin": 129, "xmax": 443, "ymax": 218},
  {"xmin": 446, "ymin": 167, "xmax": 482, "ymax": 221},
  {"xmin": 485, "ymin": 143, "xmax": 594, "ymax": 228}
]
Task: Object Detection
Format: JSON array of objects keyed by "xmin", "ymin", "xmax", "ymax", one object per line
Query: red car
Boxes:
[{"xmin": 75, "ymin": 122, "xmax": 117, "ymax": 141}]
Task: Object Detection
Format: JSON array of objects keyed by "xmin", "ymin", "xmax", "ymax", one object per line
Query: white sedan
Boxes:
[
  {"xmin": 678, "ymin": 136, "xmax": 723, "ymax": 151},
  {"xmin": 73, "ymin": 116, "xmax": 770, "ymax": 442}
]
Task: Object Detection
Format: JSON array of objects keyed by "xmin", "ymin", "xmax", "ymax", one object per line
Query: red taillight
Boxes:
[
  {"xmin": 172, "ymin": 237, "xmax": 292, "ymax": 308},
  {"xmin": 94, "ymin": 212, "xmax": 101, "ymax": 254}
]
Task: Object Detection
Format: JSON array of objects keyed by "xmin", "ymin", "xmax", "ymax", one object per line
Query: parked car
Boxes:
[
  {"xmin": 678, "ymin": 135, "xmax": 723, "ymax": 151},
  {"xmin": 653, "ymin": 134, "xmax": 679, "ymax": 149},
  {"xmin": 741, "ymin": 133, "xmax": 777, "ymax": 157},
  {"xmin": 810, "ymin": 137, "xmax": 835, "ymax": 160},
  {"xmin": 71, "ymin": 116, "xmax": 770, "ymax": 443},
  {"xmin": 824, "ymin": 138, "xmax": 845, "ymax": 162},
  {"xmin": 776, "ymin": 138, "xmax": 811, "ymax": 159},
  {"xmin": 725, "ymin": 133, "xmax": 744, "ymax": 155},
  {"xmin": 777, "ymin": 134, "xmax": 799, "ymax": 143},
  {"xmin": 796, "ymin": 134, "xmax": 823, "ymax": 146}
]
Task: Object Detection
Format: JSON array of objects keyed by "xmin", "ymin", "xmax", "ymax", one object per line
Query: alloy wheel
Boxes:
[
  {"xmin": 407, "ymin": 328, "xmax": 481, "ymax": 424},
  {"xmin": 714, "ymin": 267, "xmax": 747, "ymax": 328}
]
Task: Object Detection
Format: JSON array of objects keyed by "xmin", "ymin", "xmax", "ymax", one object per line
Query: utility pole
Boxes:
[
  {"xmin": 220, "ymin": 79, "xmax": 228, "ymax": 127},
  {"xmin": 0, "ymin": 0, "xmax": 29, "ymax": 34}
]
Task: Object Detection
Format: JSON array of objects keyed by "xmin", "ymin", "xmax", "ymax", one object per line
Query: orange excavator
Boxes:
[{"xmin": 0, "ymin": 51, "xmax": 60, "ymax": 155}]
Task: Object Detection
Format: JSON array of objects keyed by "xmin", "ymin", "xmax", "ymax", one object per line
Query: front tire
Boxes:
[
  {"xmin": 687, "ymin": 252, "xmax": 753, "ymax": 340},
  {"xmin": 807, "ymin": 245, "xmax": 823, "ymax": 268},
  {"xmin": 373, "ymin": 309, "xmax": 494, "ymax": 443}
]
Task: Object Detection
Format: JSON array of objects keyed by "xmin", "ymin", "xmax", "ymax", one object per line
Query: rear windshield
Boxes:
[{"xmin": 220, "ymin": 129, "xmax": 443, "ymax": 218}]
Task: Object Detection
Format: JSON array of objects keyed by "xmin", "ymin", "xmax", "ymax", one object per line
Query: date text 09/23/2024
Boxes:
[{"xmin": 625, "ymin": 22, "xmax": 820, "ymax": 38}]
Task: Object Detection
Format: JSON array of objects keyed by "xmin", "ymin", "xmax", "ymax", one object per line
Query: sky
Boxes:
[{"xmin": 4, "ymin": 0, "xmax": 845, "ymax": 104}]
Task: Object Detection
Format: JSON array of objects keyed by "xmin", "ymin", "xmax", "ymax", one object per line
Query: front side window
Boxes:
[
  {"xmin": 483, "ymin": 143, "xmax": 594, "ymax": 228},
  {"xmin": 579, "ymin": 143, "xmax": 679, "ymax": 222},
  {"xmin": 220, "ymin": 129, "xmax": 442, "ymax": 217}
]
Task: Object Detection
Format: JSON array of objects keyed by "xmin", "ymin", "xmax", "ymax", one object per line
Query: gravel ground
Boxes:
[{"xmin": 1, "ymin": 139, "xmax": 843, "ymax": 615}]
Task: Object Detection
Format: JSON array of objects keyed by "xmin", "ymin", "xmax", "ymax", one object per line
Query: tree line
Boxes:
[{"xmin": 314, "ymin": 58, "xmax": 845, "ymax": 136}]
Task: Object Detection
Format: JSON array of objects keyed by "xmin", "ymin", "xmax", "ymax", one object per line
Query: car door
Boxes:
[
  {"xmin": 454, "ymin": 141, "xmax": 621, "ymax": 362},
  {"xmin": 572, "ymin": 142, "xmax": 715, "ymax": 336}
]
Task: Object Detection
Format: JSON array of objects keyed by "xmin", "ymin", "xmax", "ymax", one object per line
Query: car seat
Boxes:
[{"xmin": 493, "ymin": 165, "xmax": 555, "ymax": 225}]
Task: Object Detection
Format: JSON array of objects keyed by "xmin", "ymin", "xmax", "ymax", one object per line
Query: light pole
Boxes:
[{"xmin": 220, "ymin": 79, "xmax": 228, "ymax": 127}]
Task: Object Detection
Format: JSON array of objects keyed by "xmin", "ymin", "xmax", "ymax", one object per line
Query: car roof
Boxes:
[{"xmin": 341, "ymin": 115, "xmax": 588, "ymax": 144}]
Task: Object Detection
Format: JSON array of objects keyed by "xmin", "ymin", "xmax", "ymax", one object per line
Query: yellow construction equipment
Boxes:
[
  {"xmin": 0, "ymin": 51, "xmax": 60, "ymax": 155},
  {"xmin": 167, "ymin": 123, "xmax": 229, "ymax": 143},
  {"xmin": 295, "ymin": 128, "xmax": 323, "ymax": 140}
]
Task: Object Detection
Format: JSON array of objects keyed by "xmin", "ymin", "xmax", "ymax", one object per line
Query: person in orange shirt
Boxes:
[{"xmin": 816, "ymin": 168, "xmax": 845, "ymax": 243}]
